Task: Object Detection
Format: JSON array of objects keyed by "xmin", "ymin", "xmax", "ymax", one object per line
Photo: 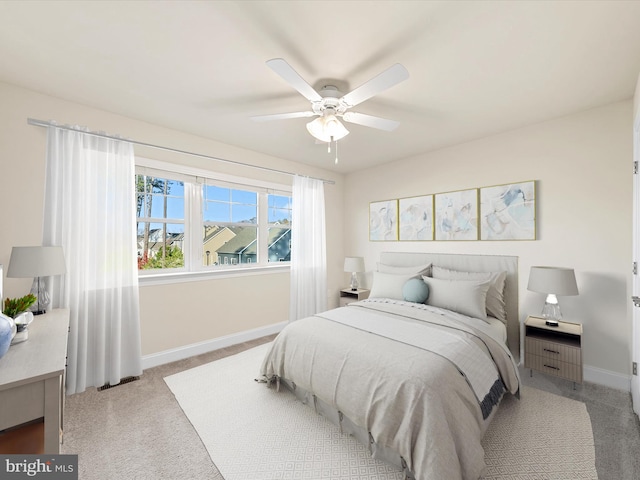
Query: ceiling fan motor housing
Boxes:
[{"xmin": 312, "ymin": 85, "xmax": 348, "ymax": 116}]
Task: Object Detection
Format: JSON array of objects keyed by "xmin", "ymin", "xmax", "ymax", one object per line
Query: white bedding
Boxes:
[
  {"xmin": 260, "ymin": 298, "xmax": 520, "ymax": 480},
  {"xmin": 355, "ymin": 298, "xmax": 508, "ymax": 344},
  {"xmin": 485, "ymin": 315, "xmax": 507, "ymax": 343}
]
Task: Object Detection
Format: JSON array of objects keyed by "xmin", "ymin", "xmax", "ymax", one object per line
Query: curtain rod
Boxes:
[{"xmin": 27, "ymin": 118, "xmax": 335, "ymax": 185}]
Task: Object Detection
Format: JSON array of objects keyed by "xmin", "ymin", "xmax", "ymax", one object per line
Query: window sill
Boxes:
[{"xmin": 138, "ymin": 264, "xmax": 290, "ymax": 286}]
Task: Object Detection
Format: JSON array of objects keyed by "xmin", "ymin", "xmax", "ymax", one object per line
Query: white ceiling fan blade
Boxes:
[
  {"xmin": 342, "ymin": 112, "xmax": 400, "ymax": 131},
  {"xmin": 266, "ymin": 58, "xmax": 323, "ymax": 103},
  {"xmin": 341, "ymin": 64, "xmax": 409, "ymax": 108},
  {"xmin": 251, "ymin": 111, "xmax": 316, "ymax": 122}
]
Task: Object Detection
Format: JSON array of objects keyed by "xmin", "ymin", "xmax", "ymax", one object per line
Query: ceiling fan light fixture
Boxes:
[{"xmin": 306, "ymin": 113, "xmax": 349, "ymax": 143}]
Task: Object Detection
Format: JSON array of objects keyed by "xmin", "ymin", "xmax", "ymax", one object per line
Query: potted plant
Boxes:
[
  {"xmin": 3, "ymin": 294, "xmax": 37, "ymax": 343},
  {"xmin": 3, "ymin": 294, "xmax": 37, "ymax": 319}
]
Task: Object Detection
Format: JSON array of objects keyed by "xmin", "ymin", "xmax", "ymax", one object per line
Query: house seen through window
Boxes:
[{"xmin": 136, "ymin": 168, "xmax": 292, "ymax": 273}]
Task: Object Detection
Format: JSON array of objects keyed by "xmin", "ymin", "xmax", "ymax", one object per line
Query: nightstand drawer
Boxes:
[
  {"xmin": 524, "ymin": 353, "xmax": 583, "ymax": 383},
  {"xmin": 525, "ymin": 337, "xmax": 581, "ymax": 365}
]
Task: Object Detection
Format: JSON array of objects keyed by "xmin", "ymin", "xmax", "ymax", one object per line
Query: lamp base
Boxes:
[
  {"xmin": 541, "ymin": 294, "xmax": 562, "ymax": 327},
  {"xmin": 29, "ymin": 277, "xmax": 50, "ymax": 316},
  {"xmin": 350, "ymin": 272, "xmax": 359, "ymax": 291}
]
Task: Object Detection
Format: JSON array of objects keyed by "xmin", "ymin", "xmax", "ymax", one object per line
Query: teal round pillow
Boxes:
[{"xmin": 403, "ymin": 278, "xmax": 429, "ymax": 303}]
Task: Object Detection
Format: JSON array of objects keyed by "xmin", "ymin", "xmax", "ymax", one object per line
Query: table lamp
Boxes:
[
  {"xmin": 344, "ymin": 256, "xmax": 365, "ymax": 291},
  {"xmin": 527, "ymin": 266, "xmax": 578, "ymax": 326},
  {"xmin": 7, "ymin": 246, "xmax": 67, "ymax": 315}
]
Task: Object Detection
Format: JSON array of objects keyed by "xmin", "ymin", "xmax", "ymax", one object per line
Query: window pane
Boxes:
[
  {"xmin": 166, "ymin": 180, "xmax": 184, "ymax": 197},
  {"xmin": 150, "ymin": 177, "xmax": 167, "ymax": 194},
  {"xmin": 268, "ymin": 194, "xmax": 292, "ymax": 224},
  {"xmin": 268, "ymin": 227, "xmax": 291, "ymax": 262},
  {"xmin": 268, "ymin": 195, "xmax": 291, "ymax": 209},
  {"xmin": 148, "ymin": 195, "xmax": 166, "ymax": 218},
  {"xmin": 165, "ymin": 197, "xmax": 185, "ymax": 220},
  {"xmin": 137, "ymin": 222, "xmax": 185, "ymax": 270},
  {"xmin": 205, "ymin": 185, "xmax": 230, "ymax": 202},
  {"xmin": 232, "ymin": 189, "xmax": 257, "ymax": 204},
  {"xmin": 203, "ymin": 187, "xmax": 258, "ymax": 223},
  {"xmin": 269, "ymin": 208, "xmax": 291, "ymax": 224},
  {"xmin": 202, "ymin": 225, "xmax": 257, "ymax": 266},
  {"xmin": 232, "ymin": 205, "xmax": 257, "ymax": 223},
  {"xmin": 136, "ymin": 175, "xmax": 185, "ymax": 221},
  {"xmin": 203, "ymin": 201, "xmax": 230, "ymax": 222}
]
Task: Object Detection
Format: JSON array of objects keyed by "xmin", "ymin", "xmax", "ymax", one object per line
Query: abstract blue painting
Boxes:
[
  {"xmin": 480, "ymin": 181, "xmax": 536, "ymax": 240},
  {"xmin": 435, "ymin": 189, "xmax": 478, "ymax": 241},
  {"xmin": 399, "ymin": 195, "xmax": 434, "ymax": 241},
  {"xmin": 369, "ymin": 200, "xmax": 398, "ymax": 241}
]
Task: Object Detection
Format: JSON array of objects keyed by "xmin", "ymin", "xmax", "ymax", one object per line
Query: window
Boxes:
[
  {"xmin": 136, "ymin": 174, "xmax": 185, "ymax": 270},
  {"xmin": 203, "ymin": 185, "xmax": 257, "ymax": 266},
  {"xmin": 135, "ymin": 162, "xmax": 291, "ymax": 275},
  {"xmin": 267, "ymin": 194, "xmax": 292, "ymax": 262}
]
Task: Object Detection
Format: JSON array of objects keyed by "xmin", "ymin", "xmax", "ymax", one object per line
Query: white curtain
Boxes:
[
  {"xmin": 289, "ymin": 175, "xmax": 327, "ymax": 321},
  {"xmin": 43, "ymin": 125, "xmax": 142, "ymax": 395}
]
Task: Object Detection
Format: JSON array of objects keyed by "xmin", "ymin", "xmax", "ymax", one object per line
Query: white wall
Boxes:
[
  {"xmin": 0, "ymin": 81, "xmax": 345, "ymax": 358},
  {"xmin": 635, "ymin": 73, "xmax": 640, "ymax": 119},
  {"xmin": 344, "ymin": 101, "xmax": 633, "ymax": 389},
  {"xmin": 1, "ymin": 79, "xmax": 632, "ymax": 388}
]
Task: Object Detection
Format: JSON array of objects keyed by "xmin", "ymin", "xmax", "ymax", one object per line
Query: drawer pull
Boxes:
[
  {"xmin": 543, "ymin": 348, "xmax": 560, "ymax": 354},
  {"xmin": 544, "ymin": 364, "xmax": 560, "ymax": 371}
]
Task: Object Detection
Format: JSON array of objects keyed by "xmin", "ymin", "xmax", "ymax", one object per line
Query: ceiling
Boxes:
[{"xmin": 1, "ymin": 1, "xmax": 640, "ymax": 174}]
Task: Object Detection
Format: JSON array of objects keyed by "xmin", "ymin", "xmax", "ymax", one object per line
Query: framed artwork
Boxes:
[
  {"xmin": 399, "ymin": 195, "xmax": 434, "ymax": 241},
  {"xmin": 369, "ymin": 199, "xmax": 398, "ymax": 241},
  {"xmin": 480, "ymin": 180, "xmax": 536, "ymax": 240},
  {"xmin": 434, "ymin": 188, "xmax": 478, "ymax": 241}
]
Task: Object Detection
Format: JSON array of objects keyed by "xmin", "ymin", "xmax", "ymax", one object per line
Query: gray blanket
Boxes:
[{"xmin": 260, "ymin": 300, "xmax": 520, "ymax": 480}]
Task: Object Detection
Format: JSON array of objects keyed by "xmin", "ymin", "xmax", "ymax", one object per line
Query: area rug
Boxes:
[{"xmin": 164, "ymin": 343, "xmax": 598, "ymax": 480}]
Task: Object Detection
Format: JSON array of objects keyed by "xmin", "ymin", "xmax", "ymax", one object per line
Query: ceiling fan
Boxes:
[{"xmin": 251, "ymin": 58, "xmax": 409, "ymax": 153}]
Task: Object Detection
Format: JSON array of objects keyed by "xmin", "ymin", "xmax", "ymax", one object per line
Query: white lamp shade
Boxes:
[
  {"xmin": 344, "ymin": 256, "xmax": 365, "ymax": 273},
  {"xmin": 306, "ymin": 114, "xmax": 350, "ymax": 143},
  {"xmin": 7, "ymin": 246, "xmax": 67, "ymax": 278},
  {"xmin": 527, "ymin": 266, "xmax": 578, "ymax": 296}
]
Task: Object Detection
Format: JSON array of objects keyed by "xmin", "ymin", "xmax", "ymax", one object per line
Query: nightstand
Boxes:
[
  {"xmin": 339, "ymin": 288, "xmax": 370, "ymax": 307},
  {"xmin": 524, "ymin": 315, "xmax": 583, "ymax": 387}
]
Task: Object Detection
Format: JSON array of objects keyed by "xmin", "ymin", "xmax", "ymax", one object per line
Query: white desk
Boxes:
[{"xmin": 0, "ymin": 309, "xmax": 69, "ymax": 453}]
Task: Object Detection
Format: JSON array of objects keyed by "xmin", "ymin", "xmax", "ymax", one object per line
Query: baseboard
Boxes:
[
  {"xmin": 584, "ymin": 364, "xmax": 631, "ymax": 391},
  {"xmin": 141, "ymin": 321, "xmax": 287, "ymax": 370}
]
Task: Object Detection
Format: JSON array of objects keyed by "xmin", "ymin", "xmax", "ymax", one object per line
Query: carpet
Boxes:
[{"xmin": 164, "ymin": 343, "xmax": 598, "ymax": 480}]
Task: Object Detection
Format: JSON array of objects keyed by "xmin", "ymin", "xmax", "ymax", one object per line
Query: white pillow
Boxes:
[
  {"xmin": 421, "ymin": 276, "xmax": 492, "ymax": 321},
  {"xmin": 431, "ymin": 266, "xmax": 507, "ymax": 323},
  {"xmin": 370, "ymin": 271, "xmax": 419, "ymax": 300},
  {"xmin": 377, "ymin": 262, "xmax": 432, "ymax": 277}
]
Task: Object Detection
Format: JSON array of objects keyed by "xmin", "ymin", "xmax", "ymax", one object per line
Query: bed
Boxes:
[{"xmin": 259, "ymin": 252, "xmax": 521, "ymax": 480}]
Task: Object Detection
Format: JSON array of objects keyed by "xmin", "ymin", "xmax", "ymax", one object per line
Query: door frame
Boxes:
[{"xmin": 632, "ymin": 111, "xmax": 640, "ymax": 415}]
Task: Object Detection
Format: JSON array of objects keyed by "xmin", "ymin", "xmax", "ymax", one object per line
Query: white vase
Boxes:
[
  {"xmin": 12, "ymin": 311, "xmax": 33, "ymax": 344},
  {"xmin": 14, "ymin": 311, "xmax": 34, "ymax": 327}
]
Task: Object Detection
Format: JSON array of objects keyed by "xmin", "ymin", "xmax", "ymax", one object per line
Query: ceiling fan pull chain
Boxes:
[{"xmin": 335, "ymin": 140, "xmax": 339, "ymax": 165}]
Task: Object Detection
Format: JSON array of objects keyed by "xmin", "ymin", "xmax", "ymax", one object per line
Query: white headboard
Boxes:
[{"xmin": 379, "ymin": 252, "xmax": 519, "ymax": 356}]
